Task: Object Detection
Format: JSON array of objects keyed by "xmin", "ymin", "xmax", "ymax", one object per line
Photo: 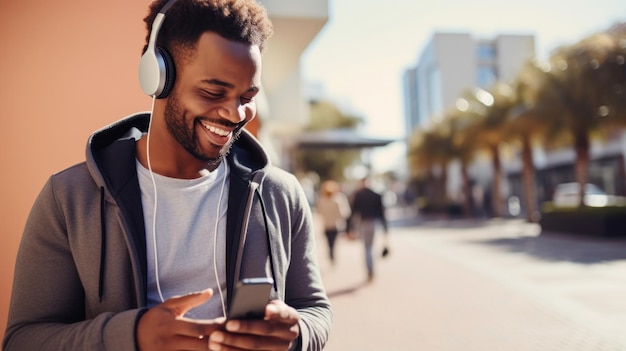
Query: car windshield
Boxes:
[
  {"xmin": 584, "ymin": 184, "xmax": 605, "ymax": 195},
  {"xmin": 555, "ymin": 183, "xmax": 606, "ymax": 196}
]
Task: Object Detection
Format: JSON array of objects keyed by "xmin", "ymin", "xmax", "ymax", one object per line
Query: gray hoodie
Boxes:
[{"xmin": 3, "ymin": 113, "xmax": 331, "ymax": 351}]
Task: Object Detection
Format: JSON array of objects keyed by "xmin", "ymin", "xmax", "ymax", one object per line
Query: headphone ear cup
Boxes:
[{"xmin": 155, "ymin": 47, "xmax": 176, "ymax": 99}]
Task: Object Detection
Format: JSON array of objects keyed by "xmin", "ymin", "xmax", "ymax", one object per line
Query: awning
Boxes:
[{"xmin": 292, "ymin": 129, "xmax": 396, "ymax": 149}]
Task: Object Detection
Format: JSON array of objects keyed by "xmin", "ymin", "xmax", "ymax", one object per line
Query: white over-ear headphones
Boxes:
[{"xmin": 138, "ymin": 0, "xmax": 179, "ymax": 98}]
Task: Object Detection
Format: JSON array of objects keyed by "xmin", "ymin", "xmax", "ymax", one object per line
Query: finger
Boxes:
[
  {"xmin": 161, "ymin": 289, "xmax": 221, "ymax": 339},
  {"xmin": 209, "ymin": 330, "xmax": 291, "ymax": 351},
  {"xmin": 174, "ymin": 315, "xmax": 226, "ymax": 339},
  {"xmin": 171, "ymin": 334, "xmax": 211, "ymax": 350},
  {"xmin": 264, "ymin": 301, "xmax": 300, "ymax": 323},
  {"xmin": 224, "ymin": 318, "xmax": 299, "ymax": 341},
  {"xmin": 137, "ymin": 307, "xmax": 220, "ymax": 351},
  {"xmin": 163, "ymin": 288, "xmax": 213, "ymax": 317}
]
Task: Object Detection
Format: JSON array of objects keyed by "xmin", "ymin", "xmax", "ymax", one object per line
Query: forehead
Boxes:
[{"xmin": 179, "ymin": 31, "xmax": 262, "ymax": 86}]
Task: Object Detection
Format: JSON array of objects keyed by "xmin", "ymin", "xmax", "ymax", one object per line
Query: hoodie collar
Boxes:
[{"xmin": 86, "ymin": 112, "xmax": 271, "ymax": 192}]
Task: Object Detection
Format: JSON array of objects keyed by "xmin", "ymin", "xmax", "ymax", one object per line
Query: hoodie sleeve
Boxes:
[
  {"xmin": 289, "ymin": 192, "xmax": 332, "ymax": 351},
  {"xmin": 3, "ymin": 175, "xmax": 143, "ymax": 351},
  {"xmin": 262, "ymin": 170, "xmax": 332, "ymax": 351}
]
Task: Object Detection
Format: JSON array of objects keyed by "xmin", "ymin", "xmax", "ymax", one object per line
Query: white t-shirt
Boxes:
[{"xmin": 137, "ymin": 160, "xmax": 229, "ymax": 319}]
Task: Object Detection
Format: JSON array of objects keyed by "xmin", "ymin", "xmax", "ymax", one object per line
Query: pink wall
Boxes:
[{"xmin": 0, "ymin": 0, "xmax": 154, "ymax": 337}]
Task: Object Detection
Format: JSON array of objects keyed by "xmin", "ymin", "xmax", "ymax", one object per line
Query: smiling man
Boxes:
[
  {"xmin": 138, "ymin": 30, "xmax": 263, "ymax": 178},
  {"xmin": 3, "ymin": 1, "xmax": 332, "ymax": 350}
]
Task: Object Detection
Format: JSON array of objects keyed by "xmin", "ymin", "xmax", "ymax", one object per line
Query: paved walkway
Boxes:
[{"xmin": 314, "ymin": 214, "xmax": 626, "ymax": 350}]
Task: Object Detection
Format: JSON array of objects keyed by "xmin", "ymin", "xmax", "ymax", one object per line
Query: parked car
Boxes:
[{"xmin": 553, "ymin": 182, "xmax": 625, "ymax": 207}]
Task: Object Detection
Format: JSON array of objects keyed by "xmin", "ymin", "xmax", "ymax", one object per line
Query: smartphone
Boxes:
[{"xmin": 228, "ymin": 277, "xmax": 274, "ymax": 320}]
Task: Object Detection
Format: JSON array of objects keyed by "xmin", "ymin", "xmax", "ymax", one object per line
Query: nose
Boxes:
[{"xmin": 217, "ymin": 99, "xmax": 246, "ymax": 124}]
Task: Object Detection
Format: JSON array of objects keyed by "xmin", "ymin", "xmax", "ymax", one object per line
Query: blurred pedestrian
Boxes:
[
  {"xmin": 316, "ymin": 180, "xmax": 350, "ymax": 264},
  {"xmin": 347, "ymin": 177, "xmax": 389, "ymax": 282}
]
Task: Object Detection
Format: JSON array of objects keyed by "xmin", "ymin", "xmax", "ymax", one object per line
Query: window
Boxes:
[
  {"xmin": 477, "ymin": 43, "xmax": 496, "ymax": 61},
  {"xmin": 476, "ymin": 66, "xmax": 497, "ymax": 89}
]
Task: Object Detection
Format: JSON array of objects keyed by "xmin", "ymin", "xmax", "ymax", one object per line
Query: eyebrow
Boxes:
[{"xmin": 200, "ymin": 79, "xmax": 259, "ymax": 93}]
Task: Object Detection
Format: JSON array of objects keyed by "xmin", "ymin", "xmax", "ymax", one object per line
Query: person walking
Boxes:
[
  {"xmin": 347, "ymin": 177, "xmax": 389, "ymax": 282},
  {"xmin": 3, "ymin": 1, "xmax": 331, "ymax": 350},
  {"xmin": 315, "ymin": 180, "xmax": 350, "ymax": 265}
]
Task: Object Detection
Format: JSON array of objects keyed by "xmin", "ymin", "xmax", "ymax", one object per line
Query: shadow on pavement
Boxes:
[
  {"xmin": 473, "ymin": 231, "xmax": 626, "ymax": 264},
  {"xmin": 326, "ymin": 281, "xmax": 369, "ymax": 299},
  {"xmin": 388, "ymin": 212, "xmax": 626, "ymax": 264},
  {"xmin": 390, "ymin": 215, "xmax": 489, "ymax": 229}
]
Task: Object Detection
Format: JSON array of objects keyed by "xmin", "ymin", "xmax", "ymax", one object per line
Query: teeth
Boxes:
[{"xmin": 202, "ymin": 122, "xmax": 230, "ymax": 137}]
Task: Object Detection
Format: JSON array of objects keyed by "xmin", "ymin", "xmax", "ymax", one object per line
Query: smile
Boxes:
[{"xmin": 200, "ymin": 121, "xmax": 231, "ymax": 137}]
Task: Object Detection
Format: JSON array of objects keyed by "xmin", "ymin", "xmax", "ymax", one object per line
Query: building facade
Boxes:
[
  {"xmin": 255, "ymin": 0, "xmax": 329, "ymax": 169},
  {"xmin": 403, "ymin": 32, "xmax": 535, "ymax": 135}
]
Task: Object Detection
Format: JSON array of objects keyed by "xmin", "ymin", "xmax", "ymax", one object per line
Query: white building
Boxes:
[
  {"xmin": 258, "ymin": 0, "xmax": 329, "ymax": 169},
  {"xmin": 403, "ymin": 32, "xmax": 536, "ymax": 135}
]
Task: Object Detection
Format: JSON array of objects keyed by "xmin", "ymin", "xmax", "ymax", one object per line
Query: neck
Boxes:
[{"xmin": 136, "ymin": 136, "xmax": 220, "ymax": 179}]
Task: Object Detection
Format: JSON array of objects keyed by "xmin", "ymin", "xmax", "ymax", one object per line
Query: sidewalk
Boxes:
[{"xmin": 315, "ymin": 215, "xmax": 626, "ymax": 350}]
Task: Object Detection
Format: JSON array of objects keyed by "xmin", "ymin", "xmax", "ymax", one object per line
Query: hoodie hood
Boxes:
[{"xmin": 86, "ymin": 112, "xmax": 271, "ymax": 191}]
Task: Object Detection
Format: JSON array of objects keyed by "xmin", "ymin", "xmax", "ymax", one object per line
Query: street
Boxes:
[{"xmin": 315, "ymin": 215, "xmax": 626, "ymax": 351}]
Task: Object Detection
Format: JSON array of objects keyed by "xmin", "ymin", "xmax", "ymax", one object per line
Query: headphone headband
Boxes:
[{"xmin": 159, "ymin": 0, "xmax": 178, "ymax": 14}]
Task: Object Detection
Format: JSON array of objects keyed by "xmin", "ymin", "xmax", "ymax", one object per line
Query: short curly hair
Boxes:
[{"xmin": 142, "ymin": 0, "xmax": 274, "ymax": 60}]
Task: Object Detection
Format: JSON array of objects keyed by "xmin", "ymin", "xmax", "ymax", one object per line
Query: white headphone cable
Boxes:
[
  {"xmin": 213, "ymin": 161, "xmax": 228, "ymax": 317},
  {"xmin": 146, "ymin": 96, "xmax": 166, "ymax": 303},
  {"xmin": 146, "ymin": 97, "xmax": 227, "ymax": 316}
]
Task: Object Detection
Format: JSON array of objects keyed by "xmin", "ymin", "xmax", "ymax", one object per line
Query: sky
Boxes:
[{"xmin": 301, "ymin": 0, "xmax": 626, "ymax": 173}]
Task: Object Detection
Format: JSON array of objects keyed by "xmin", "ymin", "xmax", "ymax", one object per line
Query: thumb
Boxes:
[{"xmin": 162, "ymin": 289, "xmax": 213, "ymax": 317}]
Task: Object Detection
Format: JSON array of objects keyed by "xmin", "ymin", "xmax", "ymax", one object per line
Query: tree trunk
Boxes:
[
  {"xmin": 574, "ymin": 129, "xmax": 590, "ymax": 208},
  {"xmin": 491, "ymin": 145, "xmax": 503, "ymax": 217},
  {"xmin": 426, "ymin": 168, "xmax": 436, "ymax": 200},
  {"xmin": 461, "ymin": 160, "xmax": 472, "ymax": 217},
  {"xmin": 520, "ymin": 134, "xmax": 537, "ymax": 222},
  {"xmin": 440, "ymin": 161, "xmax": 448, "ymax": 203}
]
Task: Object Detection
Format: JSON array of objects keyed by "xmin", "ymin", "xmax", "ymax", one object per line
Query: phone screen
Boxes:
[{"xmin": 228, "ymin": 277, "xmax": 274, "ymax": 320}]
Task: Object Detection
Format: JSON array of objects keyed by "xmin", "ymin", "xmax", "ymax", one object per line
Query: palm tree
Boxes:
[
  {"xmin": 534, "ymin": 32, "xmax": 626, "ymax": 207},
  {"xmin": 455, "ymin": 85, "xmax": 514, "ymax": 217},
  {"xmin": 439, "ymin": 106, "xmax": 482, "ymax": 217},
  {"xmin": 407, "ymin": 128, "xmax": 437, "ymax": 202},
  {"xmin": 407, "ymin": 124, "xmax": 455, "ymax": 210},
  {"xmin": 503, "ymin": 62, "xmax": 560, "ymax": 222},
  {"xmin": 602, "ymin": 23, "xmax": 626, "ymax": 126}
]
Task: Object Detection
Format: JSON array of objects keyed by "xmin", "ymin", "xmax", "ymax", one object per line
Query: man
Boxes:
[
  {"xmin": 3, "ymin": 1, "xmax": 331, "ymax": 350},
  {"xmin": 347, "ymin": 177, "xmax": 389, "ymax": 282}
]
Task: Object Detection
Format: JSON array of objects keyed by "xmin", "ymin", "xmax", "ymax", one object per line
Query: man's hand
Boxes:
[
  {"xmin": 208, "ymin": 300, "xmax": 300, "ymax": 351},
  {"xmin": 137, "ymin": 289, "xmax": 225, "ymax": 351}
]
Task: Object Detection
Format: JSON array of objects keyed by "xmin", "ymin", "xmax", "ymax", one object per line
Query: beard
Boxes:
[{"xmin": 163, "ymin": 91, "xmax": 244, "ymax": 166}]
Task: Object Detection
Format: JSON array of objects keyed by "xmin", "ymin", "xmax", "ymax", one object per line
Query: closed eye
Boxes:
[
  {"xmin": 241, "ymin": 95, "xmax": 256, "ymax": 104},
  {"xmin": 195, "ymin": 88, "xmax": 225, "ymax": 102},
  {"xmin": 241, "ymin": 88, "xmax": 259, "ymax": 104}
]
